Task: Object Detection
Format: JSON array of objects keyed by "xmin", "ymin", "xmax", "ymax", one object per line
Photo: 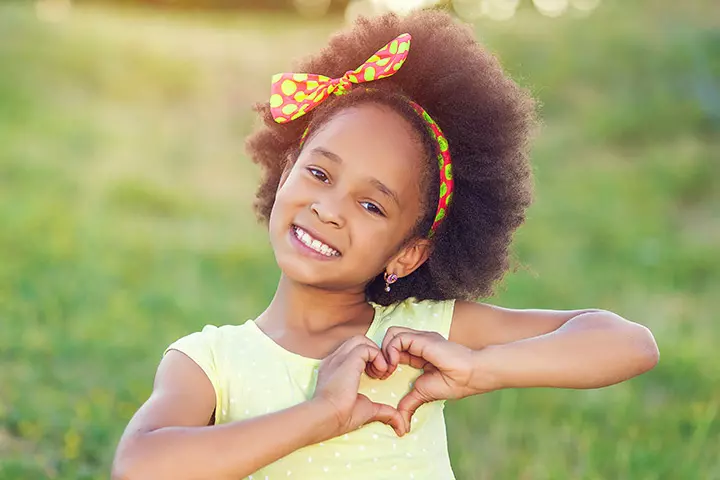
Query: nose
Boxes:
[{"xmin": 310, "ymin": 201, "xmax": 345, "ymax": 228}]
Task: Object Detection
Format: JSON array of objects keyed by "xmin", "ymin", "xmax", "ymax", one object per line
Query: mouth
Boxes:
[{"xmin": 291, "ymin": 224, "xmax": 342, "ymax": 258}]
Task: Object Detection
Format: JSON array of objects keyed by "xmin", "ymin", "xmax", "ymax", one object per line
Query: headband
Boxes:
[{"xmin": 269, "ymin": 33, "xmax": 453, "ymax": 238}]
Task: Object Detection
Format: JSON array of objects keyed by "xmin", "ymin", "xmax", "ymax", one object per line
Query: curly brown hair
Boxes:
[{"xmin": 245, "ymin": 9, "xmax": 536, "ymax": 305}]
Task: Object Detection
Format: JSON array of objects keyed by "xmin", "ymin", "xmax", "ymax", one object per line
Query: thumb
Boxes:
[
  {"xmin": 397, "ymin": 387, "xmax": 431, "ymax": 429},
  {"xmin": 361, "ymin": 395, "xmax": 407, "ymax": 437}
]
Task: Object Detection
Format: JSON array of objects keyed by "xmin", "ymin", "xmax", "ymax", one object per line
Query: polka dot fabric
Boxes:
[
  {"xmin": 269, "ymin": 33, "xmax": 411, "ymax": 123},
  {"xmin": 268, "ymin": 32, "xmax": 454, "ymax": 238},
  {"xmin": 164, "ymin": 298, "xmax": 458, "ymax": 480},
  {"xmin": 407, "ymin": 102, "xmax": 453, "ymax": 237}
]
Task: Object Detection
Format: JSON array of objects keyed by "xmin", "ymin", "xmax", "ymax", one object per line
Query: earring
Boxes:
[{"xmin": 384, "ymin": 272, "xmax": 398, "ymax": 292}]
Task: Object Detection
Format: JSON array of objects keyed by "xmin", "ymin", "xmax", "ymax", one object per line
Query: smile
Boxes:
[{"xmin": 291, "ymin": 225, "xmax": 341, "ymax": 257}]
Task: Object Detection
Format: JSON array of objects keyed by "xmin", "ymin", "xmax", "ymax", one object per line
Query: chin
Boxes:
[{"xmin": 274, "ymin": 246, "xmax": 313, "ymax": 275}]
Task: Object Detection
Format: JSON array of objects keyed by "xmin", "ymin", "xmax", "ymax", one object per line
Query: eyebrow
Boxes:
[{"xmin": 311, "ymin": 147, "xmax": 400, "ymax": 207}]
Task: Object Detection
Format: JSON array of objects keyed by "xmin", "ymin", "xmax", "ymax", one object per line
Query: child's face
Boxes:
[{"xmin": 269, "ymin": 103, "xmax": 427, "ymax": 291}]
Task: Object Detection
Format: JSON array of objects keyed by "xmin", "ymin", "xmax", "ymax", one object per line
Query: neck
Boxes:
[{"xmin": 258, "ymin": 274, "xmax": 374, "ymax": 334}]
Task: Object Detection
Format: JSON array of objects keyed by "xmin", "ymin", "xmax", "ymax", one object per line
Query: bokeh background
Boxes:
[{"xmin": 1, "ymin": 0, "xmax": 718, "ymax": 478}]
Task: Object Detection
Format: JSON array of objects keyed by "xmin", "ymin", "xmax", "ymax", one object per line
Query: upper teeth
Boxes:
[{"xmin": 294, "ymin": 227, "xmax": 339, "ymax": 257}]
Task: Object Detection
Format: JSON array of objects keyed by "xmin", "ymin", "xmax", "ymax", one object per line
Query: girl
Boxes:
[{"xmin": 112, "ymin": 10, "xmax": 659, "ymax": 480}]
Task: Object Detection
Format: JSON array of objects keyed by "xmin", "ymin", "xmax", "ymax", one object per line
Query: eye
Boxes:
[
  {"xmin": 361, "ymin": 201, "xmax": 385, "ymax": 217},
  {"xmin": 307, "ymin": 167, "xmax": 329, "ymax": 183}
]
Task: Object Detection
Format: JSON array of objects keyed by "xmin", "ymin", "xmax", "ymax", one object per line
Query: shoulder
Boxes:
[
  {"xmin": 162, "ymin": 322, "xmax": 257, "ymax": 417},
  {"xmin": 163, "ymin": 322, "xmax": 255, "ymax": 380},
  {"xmin": 372, "ymin": 297, "xmax": 456, "ymax": 340},
  {"xmin": 165, "ymin": 323, "xmax": 246, "ymax": 356}
]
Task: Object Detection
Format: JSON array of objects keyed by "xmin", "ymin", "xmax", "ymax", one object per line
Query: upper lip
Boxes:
[{"xmin": 293, "ymin": 224, "xmax": 342, "ymax": 254}]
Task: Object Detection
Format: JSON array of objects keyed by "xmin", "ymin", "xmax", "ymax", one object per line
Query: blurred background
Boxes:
[{"xmin": 1, "ymin": 0, "xmax": 718, "ymax": 478}]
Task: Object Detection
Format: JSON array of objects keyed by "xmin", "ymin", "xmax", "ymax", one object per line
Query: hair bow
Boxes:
[{"xmin": 270, "ymin": 33, "xmax": 412, "ymax": 123}]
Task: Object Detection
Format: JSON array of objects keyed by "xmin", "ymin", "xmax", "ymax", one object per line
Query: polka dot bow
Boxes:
[
  {"xmin": 270, "ymin": 33, "xmax": 411, "ymax": 122},
  {"xmin": 268, "ymin": 32, "xmax": 453, "ymax": 238}
]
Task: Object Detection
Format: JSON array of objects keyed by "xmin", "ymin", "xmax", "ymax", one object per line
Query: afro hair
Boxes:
[{"xmin": 245, "ymin": 9, "xmax": 537, "ymax": 305}]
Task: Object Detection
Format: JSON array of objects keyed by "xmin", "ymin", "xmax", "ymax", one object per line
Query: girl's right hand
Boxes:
[{"xmin": 311, "ymin": 335, "xmax": 407, "ymax": 440}]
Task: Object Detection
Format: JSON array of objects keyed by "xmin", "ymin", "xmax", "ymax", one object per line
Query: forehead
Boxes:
[{"xmin": 302, "ymin": 103, "xmax": 426, "ymax": 200}]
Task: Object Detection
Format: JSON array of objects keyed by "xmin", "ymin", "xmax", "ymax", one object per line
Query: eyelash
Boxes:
[
  {"xmin": 307, "ymin": 167, "xmax": 329, "ymax": 183},
  {"xmin": 306, "ymin": 167, "xmax": 385, "ymax": 217},
  {"xmin": 360, "ymin": 201, "xmax": 383, "ymax": 215}
]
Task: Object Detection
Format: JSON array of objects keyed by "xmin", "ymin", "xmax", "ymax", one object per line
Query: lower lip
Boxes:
[{"xmin": 289, "ymin": 227, "xmax": 341, "ymax": 261}]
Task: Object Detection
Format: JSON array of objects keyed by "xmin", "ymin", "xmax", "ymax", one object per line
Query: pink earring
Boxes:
[{"xmin": 384, "ymin": 272, "xmax": 398, "ymax": 292}]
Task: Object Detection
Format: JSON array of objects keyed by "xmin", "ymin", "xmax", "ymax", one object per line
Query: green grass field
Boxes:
[{"xmin": 0, "ymin": 1, "xmax": 718, "ymax": 478}]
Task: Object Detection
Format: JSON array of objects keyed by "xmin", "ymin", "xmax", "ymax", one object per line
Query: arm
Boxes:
[
  {"xmin": 112, "ymin": 350, "xmax": 336, "ymax": 480},
  {"xmin": 113, "ymin": 336, "xmax": 405, "ymax": 480},
  {"xmin": 450, "ymin": 301, "xmax": 659, "ymax": 390},
  {"xmin": 381, "ymin": 306, "xmax": 659, "ymax": 424}
]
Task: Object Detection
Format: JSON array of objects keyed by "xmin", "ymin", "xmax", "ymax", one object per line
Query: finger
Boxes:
[
  {"xmin": 381, "ymin": 326, "xmax": 409, "ymax": 354},
  {"xmin": 346, "ymin": 344, "xmax": 388, "ymax": 380},
  {"xmin": 396, "ymin": 351, "xmax": 430, "ymax": 370},
  {"xmin": 380, "ymin": 327, "xmax": 417, "ymax": 378},
  {"xmin": 397, "ymin": 387, "xmax": 429, "ymax": 430},
  {"xmin": 423, "ymin": 363, "xmax": 439, "ymax": 373},
  {"xmin": 385, "ymin": 332, "xmax": 444, "ymax": 369},
  {"xmin": 384, "ymin": 333, "xmax": 419, "ymax": 374},
  {"xmin": 378, "ymin": 353, "xmax": 425, "ymax": 381},
  {"xmin": 331, "ymin": 334, "xmax": 378, "ymax": 359},
  {"xmin": 361, "ymin": 343, "xmax": 388, "ymax": 379},
  {"xmin": 365, "ymin": 360, "xmax": 387, "ymax": 379},
  {"xmin": 327, "ymin": 336, "xmax": 388, "ymax": 380},
  {"xmin": 364, "ymin": 397, "xmax": 407, "ymax": 437},
  {"xmin": 370, "ymin": 345, "xmax": 389, "ymax": 375}
]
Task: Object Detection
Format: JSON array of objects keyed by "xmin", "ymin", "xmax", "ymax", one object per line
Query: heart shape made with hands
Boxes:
[
  {"xmin": 315, "ymin": 325, "xmax": 477, "ymax": 438},
  {"xmin": 366, "ymin": 326, "xmax": 477, "ymax": 428}
]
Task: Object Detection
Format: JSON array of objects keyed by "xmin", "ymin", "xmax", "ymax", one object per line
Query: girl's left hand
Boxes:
[{"xmin": 381, "ymin": 327, "xmax": 497, "ymax": 426}]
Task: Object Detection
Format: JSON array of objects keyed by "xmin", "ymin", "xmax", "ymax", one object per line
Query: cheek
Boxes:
[
  {"xmin": 268, "ymin": 179, "xmax": 299, "ymax": 233},
  {"xmin": 273, "ymin": 171, "xmax": 305, "ymax": 210},
  {"xmin": 348, "ymin": 218, "xmax": 398, "ymax": 259}
]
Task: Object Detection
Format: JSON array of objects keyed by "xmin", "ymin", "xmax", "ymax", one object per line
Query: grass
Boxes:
[{"xmin": 0, "ymin": 1, "xmax": 718, "ymax": 478}]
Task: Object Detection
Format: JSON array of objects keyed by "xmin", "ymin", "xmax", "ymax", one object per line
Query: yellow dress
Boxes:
[{"xmin": 165, "ymin": 297, "xmax": 457, "ymax": 480}]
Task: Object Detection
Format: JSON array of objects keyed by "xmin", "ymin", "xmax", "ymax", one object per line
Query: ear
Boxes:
[{"xmin": 386, "ymin": 238, "xmax": 432, "ymax": 279}]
